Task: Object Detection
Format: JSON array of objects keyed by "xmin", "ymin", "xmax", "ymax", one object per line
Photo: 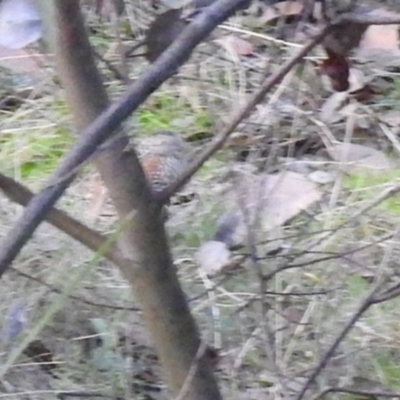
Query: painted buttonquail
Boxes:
[
  {"xmin": 136, "ymin": 131, "xmax": 192, "ymax": 195},
  {"xmin": 87, "ymin": 131, "xmax": 192, "ymax": 222}
]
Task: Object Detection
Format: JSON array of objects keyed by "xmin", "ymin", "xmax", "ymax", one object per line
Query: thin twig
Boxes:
[
  {"xmin": 342, "ymin": 10, "xmax": 400, "ymax": 25},
  {"xmin": 262, "ymin": 232, "xmax": 393, "ymax": 283},
  {"xmin": 295, "ymin": 260, "xmax": 393, "ymax": 400},
  {"xmin": 10, "ymin": 266, "xmax": 139, "ymax": 311},
  {"xmin": 314, "ymin": 386, "xmax": 400, "ymax": 400},
  {"xmin": 373, "ymin": 281, "xmax": 400, "ymax": 304},
  {"xmin": 295, "ymin": 295, "xmax": 374, "ymax": 400},
  {"xmin": 57, "ymin": 390, "xmax": 123, "ymax": 399}
]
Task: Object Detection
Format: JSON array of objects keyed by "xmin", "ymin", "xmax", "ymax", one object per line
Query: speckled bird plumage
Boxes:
[{"xmin": 136, "ymin": 131, "xmax": 192, "ymax": 193}]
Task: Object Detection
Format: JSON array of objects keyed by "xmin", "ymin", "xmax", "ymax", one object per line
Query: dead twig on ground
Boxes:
[{"xmin": 313, "ymin": 386, "xmax": 400, "ymax": 400}]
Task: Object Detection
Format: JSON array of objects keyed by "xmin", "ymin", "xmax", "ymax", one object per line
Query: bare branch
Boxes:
[
  {"xmin": 372, "ymin": 282, "xmax": 400, "ymax": 304},
  {"xmin": 0, "ymin": 173, "xmax": 127, "ymax": 267},
  {"xmin": 342, "ymin": 9, "xmax": 400, "ymax": 25},
  {"xmin": 314, "ymin": 386, "xmax": 400, "ymax": 400},
  {"xmin": 295, "ymin": 285, "xmax": 382, "ymax": 400}
]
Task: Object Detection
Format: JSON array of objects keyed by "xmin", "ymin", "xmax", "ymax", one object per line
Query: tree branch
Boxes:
[
  {"xmin": 314, "ymin": 386, "xmax": 400, "ymax": 400},
  {"xmin": 0, "ymin": 173, "xmax": 127, "ymax": 267}
]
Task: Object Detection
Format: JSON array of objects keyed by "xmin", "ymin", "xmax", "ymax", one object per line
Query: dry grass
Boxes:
[{"xmin": 1, "ymin": 1, "xmax": 400, "ymax": 399}]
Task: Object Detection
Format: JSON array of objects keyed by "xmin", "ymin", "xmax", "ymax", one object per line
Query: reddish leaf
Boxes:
[
  {"xmin": 320, "ymin": 49, "xmax": 350, "ymax": 92},
  {"xmin": 320, "ymin": 15, "xmax": 369, "ymax": 92}
]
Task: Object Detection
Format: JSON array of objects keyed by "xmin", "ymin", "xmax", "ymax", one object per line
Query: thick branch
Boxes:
[{"xmin": 0, "ymin": 173, "xmax": 127, "ymax": 267}]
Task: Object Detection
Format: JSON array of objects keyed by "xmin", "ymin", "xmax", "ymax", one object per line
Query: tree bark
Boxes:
[{"xmin": 51, "ymin": 1, "xmax": 222, "ymax": 399}]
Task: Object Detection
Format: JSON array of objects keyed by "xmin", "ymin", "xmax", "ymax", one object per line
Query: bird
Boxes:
[
  {"xmin": 86, "ymin": 131, "xmax": 192, "ymax": 222},
  {"xmin": 136, "ymin": 130, "xmax": 192, "ymax": 194}
]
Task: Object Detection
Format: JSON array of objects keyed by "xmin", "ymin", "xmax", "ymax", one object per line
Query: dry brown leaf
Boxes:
[
  {"xmin": 216, "ymin": 171, "xmax": 322, "ymax": 247},
  {"xmin": 328, "ymin": 142, "xmax": 392, "ymax": 173},
  {"xmin": 360, "ymin": 24, "xmax": 399, "ymax": 50},
  {"xmin": 227, "ymin": 35, "xmax": 253, "ymax": 56},
  {"xmin": 255, "ymin": 171, "xmax": 322, "ymax": 231},
  {"xmin": 358, "ymin": 8, "xmax": 400, "ymax": 50},
  {"xmin": 216, "ymin": 35, "xmax": 254, "ymax": 59},
  {"xmin": 261, "ymin": 0, "xmax": 303, "ymax": 24}
]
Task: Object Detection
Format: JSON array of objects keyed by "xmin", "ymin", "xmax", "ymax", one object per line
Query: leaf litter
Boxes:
[{"xmin": 4, "ymin": 0, "xmax": 400, "ymax": 398}]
